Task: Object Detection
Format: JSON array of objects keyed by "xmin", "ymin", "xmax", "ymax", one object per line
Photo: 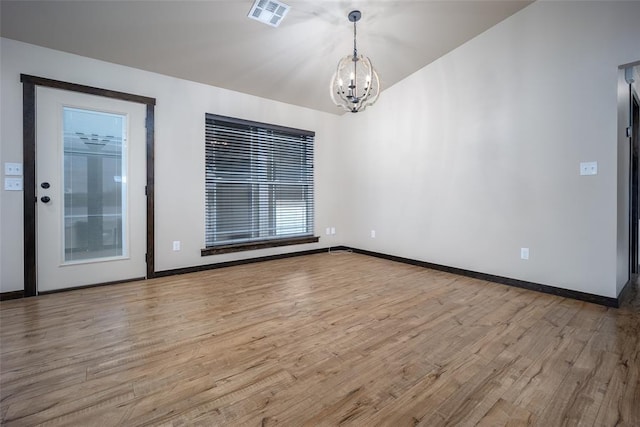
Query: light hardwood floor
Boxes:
[{"xmin": 1, "ymin": 252, "xmax": 639, "ymax": 426}]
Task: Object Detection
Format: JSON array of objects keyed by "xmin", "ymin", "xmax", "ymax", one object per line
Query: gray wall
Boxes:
[
  {"xmin": 337, "ymin": 1, "xmax": 640, "ymax": 298},
  {"xmin": 618, "ymin": 64, "xmax": 640, "ymax": 293},
  {"xmin": 0, "ymin": 38, "xmax": 345, "ymax": 292}
]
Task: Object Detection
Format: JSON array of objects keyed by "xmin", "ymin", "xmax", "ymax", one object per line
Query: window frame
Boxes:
[{"xmin": 202, "ymin": 113, "xmax": 318, "ymax": 256}]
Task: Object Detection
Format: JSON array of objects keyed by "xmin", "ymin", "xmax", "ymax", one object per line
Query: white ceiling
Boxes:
[{"xmin": 0, "ymin": 0, "xmax": 533, "ymax": 114}]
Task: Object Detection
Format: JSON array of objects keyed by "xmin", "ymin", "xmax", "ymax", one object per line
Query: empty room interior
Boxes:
[{"xmin": 1, "ymin": 0, "xmax": 640, "ymax": 425}]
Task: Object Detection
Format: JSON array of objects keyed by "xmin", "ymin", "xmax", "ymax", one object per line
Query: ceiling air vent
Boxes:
[{"xmin": 248, "ymin": 0, "xmax": 290, "ymax": 28}]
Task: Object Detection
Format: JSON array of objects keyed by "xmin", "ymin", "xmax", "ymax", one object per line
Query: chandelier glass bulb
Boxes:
[{"xmin": 330, "ymin": 10, "xmax": 380, "ymax": 113}]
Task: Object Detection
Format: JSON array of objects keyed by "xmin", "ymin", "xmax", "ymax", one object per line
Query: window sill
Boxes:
[{"xmin": 201, "ymin": 236, "xmax": 319, "ymax": 256}]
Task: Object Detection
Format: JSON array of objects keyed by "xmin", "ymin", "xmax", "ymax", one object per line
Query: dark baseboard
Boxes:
[
  {"xmin": 0, "ymin": 290, "xmax": 25, "ymax": 301},
  {"xmin": 5, "ymin": 248, "xmax": 342, "ymax": 298},
  {"xmin": 38, "ymin": 277, "xmax": 146, "ymax": 295},
  {"xmin": 155, "ymin": 247, "xmax": 341, "ymax": 278},
  {"xmin": 617, "ymin": 274, "xmax": 638, "ymax": 307},
  {"xmin": 346, "ymin": 247, "xmax": 620, "ymax": 308},
  {"xmin": 6, "ymin": 246, "xmax": 623, "ymax": 308}
]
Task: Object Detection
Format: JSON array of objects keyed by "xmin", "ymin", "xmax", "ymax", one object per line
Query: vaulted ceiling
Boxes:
[{"xmin": 0, "ymin": 0, "xmax": 533, "ymax": 114}]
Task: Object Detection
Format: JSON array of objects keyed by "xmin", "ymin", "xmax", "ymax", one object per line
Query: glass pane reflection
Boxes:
[{"xmin": 63, "ymin": 107, "xmax": 127, "ymax": 262}]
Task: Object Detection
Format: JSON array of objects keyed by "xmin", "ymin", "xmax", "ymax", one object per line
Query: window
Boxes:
[
  {"xmin": 203, "ymin": 114, "xmax": 317, "ymax": 255},
  {"xmin": 63, "ymin": 107, "xmax": 127, "ymax": 262}
]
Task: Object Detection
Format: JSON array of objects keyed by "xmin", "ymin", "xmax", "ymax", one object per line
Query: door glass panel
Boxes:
[{"xmin": 63, "ymin": 107, "xmax": 127, "ymax": 262}]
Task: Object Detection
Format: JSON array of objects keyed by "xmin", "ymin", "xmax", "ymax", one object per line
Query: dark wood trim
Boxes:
[
  {"xmin": 347, "ymin": 247, "xmax": 621, "ymax": 308},
  {"xmin": 20, "ymin": 75, "xmax": 155, "ymax": 106},
  {"xmin": 22, "ymin": 81, "xmax": 37, "ymax": 297},
  {"xmin": 146, "ymin": 104, "xmax": 156, "ymax": 279},
  {"xmin": 0, "ymin": 290, "xmax": 25, "ymax": 301},
  {"xmin": 28, "ymin": 242, "xmax": 620, "ymax": 308},
  {"xmin": 617, "ymin": 274, "xmax": 637, "ymax": 307},
  {"xmin": 38, "ymin": 277, "xmax": 146, "ymax": 295},
  {"xmin": 206, "ymin": 113, "xmax": 315, "ymax": 137},
  {"xmin": 20, "ymin": 74, "xmax": 156, "ymax": 295},
  {"xmin": 631, "ymin": 92, "xmax": 640, "ymax": 277},
  {"xmin": 158, "ymin": 246, "xmax": 335, "ymax": 278},
  {"xmin": 201, "ymin": 236, "xmax": 320, "ymax": 256}
]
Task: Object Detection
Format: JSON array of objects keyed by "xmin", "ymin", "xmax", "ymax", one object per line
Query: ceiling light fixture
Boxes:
[{"xmin": 330, "ymin": 10, "xmax": 380, "ymax": 113}]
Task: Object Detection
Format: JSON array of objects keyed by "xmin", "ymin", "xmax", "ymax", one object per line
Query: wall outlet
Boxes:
[
  {"xmin": 172, "ymin": 241, "xmax": 181, "ymax": 251},
  {"xmin": 4, "ymin": 162, "xmax": 23, "ymax": 176},
  {"xmin": 4, "ymin": 177, "xmax": 23, "ymax": 191},
  {"xmin": 520, "ymin": 247, "xmax": 529, "ymax": 260},
  {"xmin": 371, "ymin": 230, "xmax": 376, "ymax": 238},
  {"xmin": 330, "ymin": 227, "xmax": 336, "ymax": 235},
  {"xmin": 325, "ymin": 227, "xmax": 331, "ymax": 235}
]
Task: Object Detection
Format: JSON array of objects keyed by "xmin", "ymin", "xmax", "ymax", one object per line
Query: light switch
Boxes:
[
  {"xmin": 5, "ymin": 177, "xmax": 23, "ymax": 191},
  {"xmin": 4, "ymin": 163, "xmax": 23, "ymax": 176},
  {"xmin": 580, "ymin": 161, "xmax": 597, "ymax": 176}
]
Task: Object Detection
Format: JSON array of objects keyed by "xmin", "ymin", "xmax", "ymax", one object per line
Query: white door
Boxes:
[{"xmin": 36, "ymin": 87, "xmax": 147, "ymax": 292}]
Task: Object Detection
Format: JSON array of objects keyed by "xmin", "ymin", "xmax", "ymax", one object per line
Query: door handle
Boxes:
[{"xmin": 40, "ymin": 196, "xmax": 51, "ymax": 203}]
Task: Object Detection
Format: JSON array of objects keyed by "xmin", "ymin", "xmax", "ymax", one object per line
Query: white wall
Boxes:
[
  {"xmin": 2, "ymin": 2, "xmax": 639, "ymax": 299},
  {"xmin": 0, "ymin": 38, "xmax": 344, "ymax": 292},
  {"xmin": 338, "ymin": 1, "xmax": 640, "ymax": 298}
]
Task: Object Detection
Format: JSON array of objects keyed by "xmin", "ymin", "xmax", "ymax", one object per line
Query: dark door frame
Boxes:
[
  {"xmin": 20, "ymin": 74, "xmax": 156, "ymax": 297},
  {"xmin": 631, "ymin": 89, "xmax": 640, "ymax": 277}
]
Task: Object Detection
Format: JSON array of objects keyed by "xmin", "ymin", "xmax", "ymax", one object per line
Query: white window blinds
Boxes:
[{"xmin": 205, "ymin": 114, "xmax": 315, "ymax": 249}]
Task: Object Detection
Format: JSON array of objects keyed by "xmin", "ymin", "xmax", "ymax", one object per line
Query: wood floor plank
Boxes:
[
  {"xmin": 1, "ymin": 252, "xmax": 639, "ymax": 426},
  {"xmin": 476, "ymin": 398, "xmax": 536, "ymax": 426}
]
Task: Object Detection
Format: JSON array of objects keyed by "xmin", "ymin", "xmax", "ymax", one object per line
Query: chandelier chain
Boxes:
[
  {"xmin": 329, "ymin": 10, "xmax": 380, "ymax": 113},
  {"xmin": 353, "ymin": 20, "xmax": 358, "ymax": 58}
]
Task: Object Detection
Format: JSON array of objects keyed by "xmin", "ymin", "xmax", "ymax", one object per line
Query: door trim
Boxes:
[
  {"xmin": 20, "ymin": 74, "xmax": 156, "ymax": 297},
  {"xmin": 631, "ymin": 91, "xmax": 640, "ymax": 277}
]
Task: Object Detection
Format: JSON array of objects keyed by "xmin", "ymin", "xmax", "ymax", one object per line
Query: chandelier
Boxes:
[{"xmin": 330, "ymin": 10, "xmax": 380, "ymax": 113}]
